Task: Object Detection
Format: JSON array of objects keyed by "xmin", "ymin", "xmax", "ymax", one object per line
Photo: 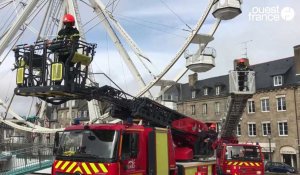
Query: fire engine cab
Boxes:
[{"xmin": 13, "ymin": 39, "xmax": 264, "ymax": 175}]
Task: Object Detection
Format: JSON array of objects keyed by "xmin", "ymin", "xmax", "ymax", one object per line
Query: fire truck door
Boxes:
[{"xmin": 120, "ymin": 132, "xmax": 145, "ymax": 175}]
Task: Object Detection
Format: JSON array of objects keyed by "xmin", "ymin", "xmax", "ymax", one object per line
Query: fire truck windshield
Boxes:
[
  {"xmin": 57, "ymin": 130, "xmax": 118, "ymax": 160},
  {"xmin": 226, "ymin": 145, "xmax": 261, "ymax": 161}
]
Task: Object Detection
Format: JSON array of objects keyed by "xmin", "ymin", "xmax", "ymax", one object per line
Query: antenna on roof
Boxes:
[{"xmin": 241, "ymin": 40, "xmax": 252, "ymax": 58}]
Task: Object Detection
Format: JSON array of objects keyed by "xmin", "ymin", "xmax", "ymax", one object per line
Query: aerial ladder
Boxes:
[
  {"xmin": 13, "ymin": 40, "xmax": 264, "ymax": 175},
  {"xmin": 13, "ymin": 39, "xmax": 217, "ymax": 159}
]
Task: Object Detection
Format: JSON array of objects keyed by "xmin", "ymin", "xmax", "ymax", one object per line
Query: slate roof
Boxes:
[{"xmin": 164, "ymin": 57, "xmax": 300, "ymax": 102}]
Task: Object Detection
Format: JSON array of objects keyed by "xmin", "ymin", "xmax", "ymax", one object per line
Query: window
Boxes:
[
  {"xmin": 215, "ymin": 102, "xmax": 220, "ymax": 114},
  {"xmin": 262, "ymin": 122, "xmax": 271, "ymax": 136},
  {"xmin": 278, "ymin": 121, "xmax": 288, "ymax": 136},
  {"xmin": 204, "ymin": 88, "xmax": 208, "ymax": 95},
  {"xmin": 216, "ymin": 86, "xmax": 221, "ymax": 95},
  {"xmin": 261, "ymin": 98, "xmax": 270, "ymax": 112},
  {"xmin": 236, "ymin": 124, "xmax": 241, "ymax": 136},
  {"xmin": 202, "ymin": 104, "xmax": 207, "ymax": 115},
  {"xmin": 248, "ymin": 123, "xmax": 256, "ymax": 136},
  {"xmin": 121, "ymin": 133, "xmax": 139, "ymax": 159},
  {"xmin": 83, "ymin": 111, "xmax": 88, "ymax": 118},
  {"xmin": 192, "ymin": 91, "xmax": 196, "ymax": 99},
  {"xmin": 273, "ymin": 75, "xmax": 283, "ymax": 86},
  {"xmin": 191, "ymin": 105, "xmax": 195, "ymax": 115},
  {"xmin": 61, "ymin": 103, "xmax": 65, "ymax": 108},
  {"xmin": 247, "ymin": 100, "xmax": 255, "ymax": 113},
  {"xmin": 277, "ymin": 96, "xmax": 286, "ymax": 111}
]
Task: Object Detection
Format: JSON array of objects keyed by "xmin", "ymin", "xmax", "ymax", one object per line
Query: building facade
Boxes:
[{"xmin": 163, "ymin": 45, "xmax": 300, "ymax": 169}]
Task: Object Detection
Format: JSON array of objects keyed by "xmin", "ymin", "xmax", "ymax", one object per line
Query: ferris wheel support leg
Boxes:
[
  {"xmin": 3, "ymin": 94, "xmax": 15, "ymax": 120},
  {"xmin": 92, "ymin": 0, "xmax": 154, "ymax": 77},
  {"xmin": 0, "ymin": 0, "xmax": 39, "ymax": 63},
  {"xmin": 66, "ymin": 0, "xmax": 103, "ymax": 122},
  {"xmin": 89, "ymin": 0, "xmax": 152, "ymax": 98}
]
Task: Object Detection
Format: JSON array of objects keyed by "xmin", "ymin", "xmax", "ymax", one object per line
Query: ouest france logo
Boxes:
[{"xmin": 249, "ymin": 6, "xmax": 295, "ymax": 22}]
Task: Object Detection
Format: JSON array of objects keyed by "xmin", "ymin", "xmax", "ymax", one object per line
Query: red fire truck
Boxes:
[{"xmin": 13, "ymin": 40, "xmax": 264, "ymax": 175}]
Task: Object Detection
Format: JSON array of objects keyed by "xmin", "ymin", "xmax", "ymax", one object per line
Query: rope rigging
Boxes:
[
  {"xmin": 158, "ymin": 0, "xmax": 193, "ymax": 32},
  {"xmin": 116, "ymin": 16, "xmax": 186, "ymax": 38}
]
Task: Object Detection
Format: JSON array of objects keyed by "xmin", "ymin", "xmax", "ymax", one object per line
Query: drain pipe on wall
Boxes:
[{"xmin": 293, "ymin": 87, "xmax": 300, "ymax": 171}]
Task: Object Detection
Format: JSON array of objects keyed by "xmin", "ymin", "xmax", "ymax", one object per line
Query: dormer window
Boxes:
[
  {"xmin": 192, "ymin": 91, "xmax": 196, "ymax": 99},
  {"xmin": 273, "ymin": 75, "xmax": 283, "ymax": 86},
  {"xmin": 216, "ymin": 86, "xmax": 220, "ymax": 95},
  {"xmin": 204, "ymin": 88, "xmax": 208, "ymax": 95}
]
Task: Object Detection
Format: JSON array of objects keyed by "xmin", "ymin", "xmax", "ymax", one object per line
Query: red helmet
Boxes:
[
  {"xmin": 63, "ymin": 14, "xmax": 75, "ymax": 25},
  {"xmin": 209, "ymin": 123, "xmax": 216, "ymax": 129},
  {"xmin": 238, "ymin": 58, "xmax": 247, "ymax": 63}
]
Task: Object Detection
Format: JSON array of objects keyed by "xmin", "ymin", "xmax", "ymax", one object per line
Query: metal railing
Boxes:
[
  {"xmin": 0, "ymin": 144, "xmax": 53, "ymax": 175},
  {"xmin": 229, "ymin": 70, "xmax": 256, "ymax": 94},
  {"xmin": 186, "ymin": 47, "xmax": 216, "ymax": 66}
]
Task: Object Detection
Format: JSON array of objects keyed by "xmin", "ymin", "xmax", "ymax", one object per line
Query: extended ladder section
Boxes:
[
  {"xmin": 13, "ymin": 40, "xmax": 199, "ymax": 129},
  {"xmin": 220, "ymin": 70, "xmax": 256, "ymax": 141}
]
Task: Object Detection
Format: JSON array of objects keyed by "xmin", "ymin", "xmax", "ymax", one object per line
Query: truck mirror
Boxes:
[
  {"xmin": 54, "ymin": 132, "xmax": 60, "ymax": 147},
  {"xmin": 53, "ymin": 131, "xmax": 62, "ymax": 155}
]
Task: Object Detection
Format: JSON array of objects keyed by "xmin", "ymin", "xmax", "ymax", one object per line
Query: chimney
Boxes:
[
  {"xmin": 294, "ymin": 45, "xmax": 300, "ymax": 76},
  {"xmin": 188, "ymin": 73, "xmax": 198, "ymax": 88}
]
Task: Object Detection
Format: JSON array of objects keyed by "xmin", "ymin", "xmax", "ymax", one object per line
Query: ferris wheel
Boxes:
[{"xmin": 0, "ymin": 0, "xmax": 242, "ymax": 134}]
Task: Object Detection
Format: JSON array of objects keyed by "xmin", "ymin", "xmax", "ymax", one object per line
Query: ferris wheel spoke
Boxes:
[
  {"xmin": 0, "ymin": 0, "xmax": 39, "ymax": 65},
  {"xmin": 136, "ymin": 0, "xmax": 216, "ymax": 97},
  {"xmin": 89, "ymin": 0, "xmax": 152, "ymax": 97}
]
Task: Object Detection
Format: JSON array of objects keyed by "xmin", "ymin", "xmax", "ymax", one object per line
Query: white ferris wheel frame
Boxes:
[{"xmin": 0, "ymin": 0, "xmax": 223, "ymax": 133}]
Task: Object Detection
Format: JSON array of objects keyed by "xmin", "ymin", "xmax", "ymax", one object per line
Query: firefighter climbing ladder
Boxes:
[{"xmin": 220, "ymin": 70, "xmax": 256, "ymax": 141}]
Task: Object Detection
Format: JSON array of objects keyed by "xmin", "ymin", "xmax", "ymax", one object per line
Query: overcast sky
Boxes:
[{"xmin": 0, "ymin": 0, "xmax": 299, "ymax": 116}]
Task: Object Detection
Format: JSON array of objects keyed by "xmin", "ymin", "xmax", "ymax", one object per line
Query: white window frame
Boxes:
[
  {"xmin": 216, "ymin": 86, "xmax": 220, "ymax": 95},
  {"xmin": 273, "ymin": 75, "xmax": 283, "ymax": 86},
  {"xmin": 191, "ymin": 105, "xmax": 195, "ymax": 115},
  {"xmin": 215, "ymin": 102, "xmax": 220, "ymax": 114},
  {"xmin": 247, "ymin": 99, "xmax": 255, "ymax": 114},
  {"xmin": 192, "ymin": 91, "xmax": 196, "ymax": 99},
  {"xmin": 248, "ymin": 122, "xmax": 256, "ymax": 136},
  {"xmin": 202, "ymin": 104, "xmax": 207, "ymax": 115},
  {"xmin": 236, "ymin": 124, "xmax": 241, "ymax": 136},
  {"xmin": 204, "ymin": 88, "xmax": 208, "ymax": 96},
  {"xmin": 261, "ymin": 121, "xmax": 271, "ymax": 136},
  {"xmin": 278, "ymin": 121, "xmax": 288, "ymax": 136},
  {"xmin": 276, "ymin": 95, "xmax": 286, "ymax": 111},
  {"xmin": 260, "ymin": 97, "xmax": 270, "ymax": 112}
]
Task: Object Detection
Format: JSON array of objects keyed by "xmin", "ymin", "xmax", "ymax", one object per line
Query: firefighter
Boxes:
[
  {"xmin": 56, "ymin": 13, "xmax": 80, "ymax": 66},
  {"xmin": 236, "ymin": 58, "xmax": 249, "ymax": 91},
  {"xmin": 52, "ymin": 14, "xmax": 80, "ymax": 85}
]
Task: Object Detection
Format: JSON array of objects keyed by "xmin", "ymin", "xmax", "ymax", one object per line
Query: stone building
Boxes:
[
  {"xmin": 46, "ymin": 100, "xmax": 90, "ymax": 129},
  {"xmin": 163, "ymin": 45, "xmax": 300, "ymax": 169}
]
